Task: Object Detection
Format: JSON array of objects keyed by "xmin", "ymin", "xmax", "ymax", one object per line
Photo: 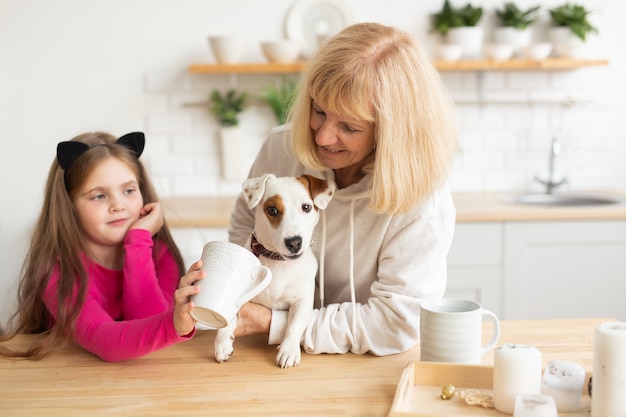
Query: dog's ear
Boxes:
[
  {"xmin": 242, "ymin": 174, "xmax": 275, "ymax": 209},
  {"xmin": 298, "ymin": 175, "xmax": 336, "ymax": 210}
]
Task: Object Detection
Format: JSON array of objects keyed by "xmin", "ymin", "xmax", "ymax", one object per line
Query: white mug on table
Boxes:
[
  {"xmin": 419, "ymin": 298, "xmax": 500, "ymax": 364},
  {"xmin": 190, "ymin": 241, "xmax": 272, "ymax": 328}
]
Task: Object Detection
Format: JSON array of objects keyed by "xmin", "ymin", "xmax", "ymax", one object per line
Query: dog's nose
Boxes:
[{"xmin": 284, "ymin": 236, "xmax": 302, "ymax": 254}]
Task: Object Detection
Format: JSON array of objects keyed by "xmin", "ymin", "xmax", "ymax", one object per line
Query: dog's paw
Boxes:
[
  {"xmin": 214, "ymin": 330, "xmax": 234, "ymax": 363},
  {"xmin": 214, "ymin": 342, "xmax": 233, "ymax": 363},
  {"xmin": 275, "ymin": 343, "xmax": 302, "ymax": 368}
]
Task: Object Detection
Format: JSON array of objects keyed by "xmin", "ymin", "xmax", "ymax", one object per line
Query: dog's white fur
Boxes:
[{"xmin": 214, "ymin": 174, "xmax": 335, "ymax": 368}]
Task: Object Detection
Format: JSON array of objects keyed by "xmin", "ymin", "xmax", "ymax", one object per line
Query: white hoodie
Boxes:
[{"xmin": 229, "ymin": 125, "xmax": 456, "ymax": 356}]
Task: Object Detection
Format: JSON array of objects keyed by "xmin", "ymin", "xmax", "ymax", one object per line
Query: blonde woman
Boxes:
[{"xmin": 228, "ymin": 22, "xmax": 458, "ymax": 358}]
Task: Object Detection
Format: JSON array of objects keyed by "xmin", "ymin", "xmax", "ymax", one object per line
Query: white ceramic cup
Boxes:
[
  {"xmin": 420, "ymin": 298, "xmax": 500, "ymax": 364},
  {"xmin": 190, "ymin": 241, "xmax": 272, "ymax": 328}
]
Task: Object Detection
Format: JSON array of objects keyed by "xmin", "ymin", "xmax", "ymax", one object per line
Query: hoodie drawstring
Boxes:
[
  {"xmin": 319, "ymin": 194, "xmax": 359, "ymax": 339},
  {"xmin": 319, "ymin": 210, "xmax": 327, "ymax": 308},
  {"xmin": 348, "ymin": 199, "xmax": 357, "ymax": 336}
]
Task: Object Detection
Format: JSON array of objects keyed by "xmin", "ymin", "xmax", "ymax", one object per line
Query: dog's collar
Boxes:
[{"xmin": 250, "ymin": 234, "xmax": 286, "ymax": 261}]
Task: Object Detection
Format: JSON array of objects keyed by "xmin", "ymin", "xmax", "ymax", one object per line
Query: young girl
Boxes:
[{"xmin": 0, "ymin": 131, "xmax": 203, "ymax": 361}]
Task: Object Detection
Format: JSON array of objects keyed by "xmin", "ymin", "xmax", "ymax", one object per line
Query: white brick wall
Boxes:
[{"xmin": 143, "ymin": 64, "xmax": 613, "ymax": 197}]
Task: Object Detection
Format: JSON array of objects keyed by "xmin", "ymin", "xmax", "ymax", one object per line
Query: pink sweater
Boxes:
[{"xmin": 43, "ymin": 229, "xmax": 194, "ymax": 361}]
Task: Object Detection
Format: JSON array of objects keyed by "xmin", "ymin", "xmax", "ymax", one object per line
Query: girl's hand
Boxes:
[
  {"xmin": 130, "ymin": 202, "xmax": 163, "ymax": 236},
  {"xmin": 234, "ymin": 302, "xmax": 272, "ymax": 337},
  {"xmin": 173, "ymin": 260, "xmax": 203, "ymax": 337}
]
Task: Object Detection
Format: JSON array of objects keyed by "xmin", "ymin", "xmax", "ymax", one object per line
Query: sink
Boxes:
[{"xmin": 513, "ymin": 193, "xmax": 621, "ymax": 206}]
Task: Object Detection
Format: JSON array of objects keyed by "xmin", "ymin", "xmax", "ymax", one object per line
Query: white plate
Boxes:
[{"xmin": 284, "ymin": 0, "xmax": 353, "ymax": 58}]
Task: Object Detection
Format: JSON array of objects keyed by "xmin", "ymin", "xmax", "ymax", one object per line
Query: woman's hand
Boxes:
[
  {"xmin": 173, "ymin": 260, "xmax": 203, "ymax": 337},
  {"xmin": 130, "ymin": 202, "xmax": 164, "ymax": 236},
  {"xmin": 234, "ymin": 302, "xmax": 272, "ymax": 337}
]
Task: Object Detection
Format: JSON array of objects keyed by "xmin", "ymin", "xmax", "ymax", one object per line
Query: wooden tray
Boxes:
[{"xmin": 388, "ymin": 362, "xmax": 591, "ymax": 417}]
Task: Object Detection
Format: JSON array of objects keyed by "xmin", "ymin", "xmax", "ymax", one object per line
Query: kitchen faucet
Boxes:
[{"xmin": 534, "ymin": 137, "xmax": 568, "ymax": 194}]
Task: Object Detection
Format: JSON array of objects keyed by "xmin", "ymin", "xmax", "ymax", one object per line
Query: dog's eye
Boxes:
[
  {"xmin": 266, "ymin": 206, "xmax": 279, "ymax": 217},
  {"xmin": 302, "ymin": 204, "xmax": 312, "ymax": 213}
]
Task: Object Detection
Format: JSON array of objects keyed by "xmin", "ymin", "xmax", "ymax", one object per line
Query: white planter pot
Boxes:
[
  {"xmin": 218, "ymin": 126, "xmax": 246, "ymax": 181},
  {"xmin": 447, "ymin": 27, "xmax": 484, "ymax": 59},
  {"xmin": 549, "ymin": 27, "xmax": 586, "ymax": 58},
  {"xmin": 493, "ymin": 27, "xmax": 532, "ymax": 57}
]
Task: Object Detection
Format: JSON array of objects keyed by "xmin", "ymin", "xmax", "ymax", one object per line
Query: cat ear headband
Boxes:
[{"xmin": 56, "ymin": 132, "xmax": 145, "ymax": 171}]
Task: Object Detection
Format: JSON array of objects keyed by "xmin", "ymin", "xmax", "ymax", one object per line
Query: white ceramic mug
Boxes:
[
  {"xmin": 190, "ymin": 241, "xmax": 272, "ymax": 328},
  {"xmin": 420, "ymin": 298, "xmax": 500, "ymax": 364}
]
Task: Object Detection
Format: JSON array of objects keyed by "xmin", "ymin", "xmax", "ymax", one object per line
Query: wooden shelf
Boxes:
[
  {"xmin": 188, "ymin": 57, "xmax": 607, "ymax": 75},
  {"xmin": 188, "ymin": 62, "xmax": 307, "ymax": 74},
  {"xmin": 434, "ymin": 57, "xmax": 609, "ymax": 71}
]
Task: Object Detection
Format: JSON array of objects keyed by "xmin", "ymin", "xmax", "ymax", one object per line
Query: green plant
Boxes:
[
  {"xmin": 495, "ymin": 2, "xmax": 540, "ymax": 30},
  {"xmin": 209, "ymin": 89, "xmax": 248, "ymax": 127},
  {"xmin": 430, "ymin": 0, "xmax": 483, "ymax": 35},
  {"xmin": 548, "ymin": 3, "xmax": 598, "ymax": 41},
  {"xmin": 261, "ymin": 77, "xmax": 298, "ymax": 125}
]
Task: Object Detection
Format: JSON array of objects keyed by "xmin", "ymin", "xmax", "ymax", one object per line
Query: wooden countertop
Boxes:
[
  {"xmin": 162, "ymin": 191, "xmax": 626, "ymax": 228},
  {"xmin": 0, "ymin": 318, "xmax": 611, "ymax": 417}
]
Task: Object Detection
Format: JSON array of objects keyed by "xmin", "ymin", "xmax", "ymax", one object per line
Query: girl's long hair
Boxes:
[{"xmin": 0, "ymin": 132, "xmax": 184, "ymax": 359}]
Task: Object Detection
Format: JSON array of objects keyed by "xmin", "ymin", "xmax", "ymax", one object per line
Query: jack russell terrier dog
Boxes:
[{"xmin": 214, "ymin": 173, "xmax": 335, "ymax": 368}]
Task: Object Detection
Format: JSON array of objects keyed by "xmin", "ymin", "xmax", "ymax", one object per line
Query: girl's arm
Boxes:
[
  {"xmin": 42, "ymin": 262, "xmax": 200, "ymax": 362},
  {"xmin": 122, "ymin": 229, "xmax": 180, "ymax": 319}
]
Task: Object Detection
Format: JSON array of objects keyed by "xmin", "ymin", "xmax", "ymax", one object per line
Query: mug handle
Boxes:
[
  {"xmin": 235, "ymin": 265, "xmax": 272, "ymax": 307},
  {"xmin": 480, "ymin": 309, "xmax": 501, "ymax": 355}
]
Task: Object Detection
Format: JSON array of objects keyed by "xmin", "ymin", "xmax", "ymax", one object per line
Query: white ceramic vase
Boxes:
[
  {"xmin": 218, "ymin": 126, "xmax": 245, "ymax": 181},
  {"xmin": 447, "ymin": 26, "xmax": 484, "ymax": 59},
  {"xmin": 493, "ymin": 27, "xmax": 532, "ymax": 57}
]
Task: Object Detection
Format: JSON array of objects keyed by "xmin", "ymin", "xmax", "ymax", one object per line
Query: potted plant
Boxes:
[
  {"xmin": 493, "ymin": 3, "xmax": 540, "ymax": 56},
  {"xmin": 260, "ymin": 77, "xmax": 298, "ymax": 125},
  {"xmin": 548, "ymin": 3, "xmax": 598, "ymax": 57},
  {"xmin": 209, "ymin": 88, "xmax": 248, "ymax": 180},
  {"xmin": 430, "ymin": 0, "xmax": 484, "ymax": 59},
  {"xmin": 209, "ymin": 89, "xmax": 248, "ymax": 127}
]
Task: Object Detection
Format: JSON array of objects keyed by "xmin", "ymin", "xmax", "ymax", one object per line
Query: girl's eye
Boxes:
[
  {"xmin": 91, "ymin": 194, "xmax": 105, "ymax": 201},
  {"xmin": 267, "ymin": 206, "xmax": 279, "ymax": 217},
  {"xmin": 124, "ymin": 188, "xmax": 137, "ymax": 195},
  {"xmin": 302, "ymin": 204, "xmax": 312, "ymax": 213}
]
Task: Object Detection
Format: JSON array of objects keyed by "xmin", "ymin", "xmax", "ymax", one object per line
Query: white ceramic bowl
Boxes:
[
  {"xmin": 483, "ymin": 43, "xmax": 514, "ymax": 61},
  {"xmin": 521, "ymin": 43, "xmax": 553, "ymax": 61},
  {"xmin": 433, "ymin": 44, "xmax": 463, "ymax": 62},
  {"xmin": 261, "ymin": 40, "xmax": 301, "ymax": 63},
  {"xmin": 208, "ymin": 36, "xmax": 245, "ymax": 64}
]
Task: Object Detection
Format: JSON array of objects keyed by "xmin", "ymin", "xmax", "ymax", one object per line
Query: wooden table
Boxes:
[{"xmin": 0, "ymin": 318, "xmax": 611, "ymax": 417}]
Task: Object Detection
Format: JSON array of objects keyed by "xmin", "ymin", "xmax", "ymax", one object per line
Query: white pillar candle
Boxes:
[
  {"xmin": 513, "ymin": 394, "xmax": 558, "ymax": 417},
  {"xmin": 591, "ymin": 321, "xmax": 626, "ymax": 417},
  {"xmin": 541, "ymin": 359, "xmax": 586, "ymax": 412},
  {"xmin": 493, "ymin": 344, "xmax": 542, "ymax": 414}
]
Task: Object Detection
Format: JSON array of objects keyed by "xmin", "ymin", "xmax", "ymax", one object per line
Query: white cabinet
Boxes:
[
  {"xmin": 171, "ymin": 227, "xmax": 229, "ymax": 268},
  {"xmin": 447, "ymin": 220, "xmax": 626, "ymax": 321},
  {"xmin": 446, "ymin": 223, "xmax": 503, "ymax": 318},
  {"xmin": 173, "ymin": 220, "xmax": 626, "ymax": 322},
  {"xmin": 503, "ymin": 221, "xmax": 626, "ymax": 321}
]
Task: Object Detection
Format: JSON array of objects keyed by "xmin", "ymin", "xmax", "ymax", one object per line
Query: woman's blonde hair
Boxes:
[
  {"xmin": 0, "ymin": 131, "xmax": 184, "ymax": 359},
  {"xmin": 290, "ymin": 22, "xmax": 458, "ymax": 214}
]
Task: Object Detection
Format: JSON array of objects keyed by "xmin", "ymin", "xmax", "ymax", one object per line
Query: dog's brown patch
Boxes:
[
  {"xmin": 297, "ymin": 175, "xmax": 328, "ymax": 210},
  {"xmin": 263, "ymin": 194, "xmax": 284, "ymax": 228}
]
